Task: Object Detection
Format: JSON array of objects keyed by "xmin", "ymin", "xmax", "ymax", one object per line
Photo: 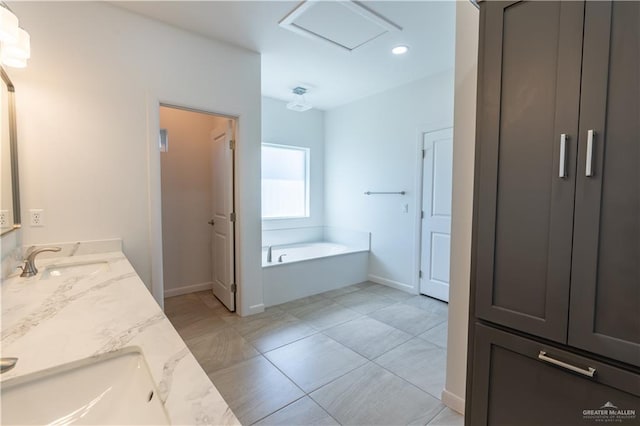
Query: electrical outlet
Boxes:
[
  {"xmin": 0, "ymin": 210, "xmax": 8, "ymax": 228},
  {"xmin": 30, "ymin": 209, "xmax": 44, "ymax": 227}
]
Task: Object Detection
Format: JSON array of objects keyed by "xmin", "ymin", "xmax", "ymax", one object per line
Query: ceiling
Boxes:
[{"xmin": 114, "ymin": 1, "xmax": 456, "ymax": 111}]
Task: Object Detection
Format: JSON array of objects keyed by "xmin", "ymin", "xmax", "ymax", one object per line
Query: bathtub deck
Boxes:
[{"xmin": 164, "ymin": 282, "xmax": 462, "ymax": 426}]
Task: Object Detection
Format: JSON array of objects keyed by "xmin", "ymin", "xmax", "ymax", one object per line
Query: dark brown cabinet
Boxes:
[
  {"xmin": 568, "ymin": 0, "xmax": 640, "ymax": 369},
  {"xmin": 474, "ymin": 0, "xmax": 640, "ymax": 363},
  {"xmin": 468, "ymin": 1, "xmax": 640, "ymax": 424},
  {"xmin": 474, "ymin": 0, "xmax": 585, "ymax": 343}
]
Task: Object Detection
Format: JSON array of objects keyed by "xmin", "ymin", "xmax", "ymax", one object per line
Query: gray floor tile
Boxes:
[
  {"xmin": 375, "ymin": 338, "xmax": 447, "ymax": 399},
  {"xmin": 164, "ymin": 292, "xmax": 205, "ymax": 317},
  {"xmin": 254, "ymin": 397, "xmax": 339, "ymax": 426},
  {"xmin": 265, "ymin": 334, "xmax": 367, "ymax": 393},
  {"xmin": 172, "ymin": 312, "xmax": 229, "ymax": 342},
  {"xmin": 366, "ymin": 284, "xmax": 414, "ymax": 301},
  {"xmin": 286, "ymin": 298, "xmax": 337, "ymax": 318},
  {"xmin": 323, "ymin": 316, "xmax": 412, "ymax": 359},
  {"xmin": 188, "ymin": 326, "xmax": 259, "ymax": 373},
  {"xmin": 427, "ymin": 407, "xmax": 464, "ymax": 426},
  {"xmin": 332, "ymin": 290, "xmax": 396, "ymax": 314},
  {"xmin": 368, "ymin": 303, "xmax": 447, "ymax": 336},
  {"xmin": 276, "ymin": 294, "xmax": 329, "ymax": 312},
  {"xmin": 209, "ymin": 356, "xmax": 304, "ymax": 425},
  {"xmin": 217, "ymin": 306, "xmax": 285, "ymax": 326},
  {"xmin": 290, "ymin": 300, "xmax": 362, "ymax": 330},
  {"xmin": 311, "ymin": 362, "xmax": 443, "ymax": 426},
  {"xmin": 195, "ymin": 290, "xmax": 223, "ymax": 309},
  {"xmin": 321, "ymin": 285, "xmax": 362, "ymax": 299},
  {"xmin": 403, "ymin": 295, "xmax": 449, "ymax": 316},
  {"xmin": 419, "ymin": 321, "xmax": 448, "ymax": 348},
  {"xmin": 352, "ymin": 281, "xmax": 377, "ymax": 290},
  {"xmin": 234, "ymin": 312, "xmax": 318, "ymax": 353}
]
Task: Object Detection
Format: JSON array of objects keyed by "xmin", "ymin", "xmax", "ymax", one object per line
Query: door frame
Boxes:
[
  {"xmin": 413, "ymin": 125, "xmax": 454, "ymax": 295},
  {"xmin": 148, "ymin": 99, "xmax": 239, "ymax": 309}
]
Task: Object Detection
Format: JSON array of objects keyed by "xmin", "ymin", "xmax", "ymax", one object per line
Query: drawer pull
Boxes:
[{"xmin": 538, "ymin": 351, "xmax": 596, "ymax": 378}]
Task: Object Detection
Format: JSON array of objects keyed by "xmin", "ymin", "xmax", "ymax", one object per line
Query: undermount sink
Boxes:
[
  {"xmin": 1, "ymin": 347, "xmax": 170, "ymax": 425},
  {"xmin": 40, "ymin": 260, "xmax": 110, "ymax": 280}
]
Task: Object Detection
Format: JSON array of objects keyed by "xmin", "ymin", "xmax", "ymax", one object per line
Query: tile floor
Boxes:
[{"xmin": 165, "ymin": 281, "xmax": 464, "ymax": 426}]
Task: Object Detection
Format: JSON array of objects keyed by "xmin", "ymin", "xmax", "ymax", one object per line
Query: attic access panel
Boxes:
[{"xmin": 279, "ymin": 0, "xmax": 402, "ymax": 52}]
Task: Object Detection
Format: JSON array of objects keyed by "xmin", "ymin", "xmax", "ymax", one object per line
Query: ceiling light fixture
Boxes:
[
  {"xmin": 391, "ymin": 45, "xmax": 409, "ymax": 55},
  {"xmin": 0, "ymin": 2, "xmax": 31, "ymax": 68},
  {"xmin": 286, "ymin": 87, "xmax": 312, "ymax": 112}
]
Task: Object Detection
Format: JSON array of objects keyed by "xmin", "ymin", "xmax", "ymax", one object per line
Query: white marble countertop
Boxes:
[{"xmin": 1, "ymin": 250, "xmax": 239, "ymax": 425}]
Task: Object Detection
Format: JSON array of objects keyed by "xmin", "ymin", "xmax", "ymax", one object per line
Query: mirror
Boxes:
[{"xmin": 1, "ymin": 67, "xmax": 20, "ymax": 236}]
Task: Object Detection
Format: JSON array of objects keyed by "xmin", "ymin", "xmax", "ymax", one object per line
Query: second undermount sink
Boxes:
[
  {"xmin": 40, "ymin": 260, "xmax": 110, "ymax": 280},
  {"xmin": 1, "ymin": 347, "xmax": 170, "ymax": 425}
]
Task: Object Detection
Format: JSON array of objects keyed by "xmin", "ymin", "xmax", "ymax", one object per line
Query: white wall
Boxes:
[
  {"xmin": 442, "ymin": 1, "xmax": 479, "ymax": 415},
  {"xmin": 9, "ymin": 2, "xmax": 263, "ymax": 315},
  {"xmin": 324, "ymin": 70, "xmax": 454, "ymax": 291},
  {"xmin": 261, "ymin": 97, "xmax": 324, "ymax": 232},
  {"xmin": 159, "ymin": 107, "xmax": 226, "ymax": 297}
]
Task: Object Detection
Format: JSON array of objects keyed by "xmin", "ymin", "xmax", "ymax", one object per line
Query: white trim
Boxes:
[
  {"xmin": 413, "ymin": 128, "xmax": 427, "ymax": 293},
  {"xmin": 146, "ymin": 95, "xmax": 164, "ymax": 307},
  {"xmin": 247, "ymin": 303, "xmax": 265, "ymax": 316},
  {"xmin": 441, "ymin": 388, "xmax": 465, "ymax": 415},
  {"xmin": 148, "ymin": 99, "xmax": 243, "ymax": 312},
  {"xmin": 164, "ymin": 281, "xmax": 213, "ymax": 298},
  {"xmin": 367, "ymin": 274, "xmax": 415, "ymax": 294}
]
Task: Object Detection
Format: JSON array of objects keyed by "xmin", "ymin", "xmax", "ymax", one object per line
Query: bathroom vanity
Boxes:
[{"xmin": 0, "ymin": 242, "xmax": 239, "ymax": 425}]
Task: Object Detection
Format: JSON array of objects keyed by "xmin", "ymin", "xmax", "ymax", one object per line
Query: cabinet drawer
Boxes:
[{"xmin": 469, "ymin": 323, "xmax": 640, "ymax": 425}]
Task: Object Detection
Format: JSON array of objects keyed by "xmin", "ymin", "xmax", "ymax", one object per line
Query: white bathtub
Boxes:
[
  {"xmin": 261, "ymin": 241, "xmax": 369, "ymax": 307},
  {"xmin": 262, "ymin": 242, "xmax": 354, "ymax": 266}
]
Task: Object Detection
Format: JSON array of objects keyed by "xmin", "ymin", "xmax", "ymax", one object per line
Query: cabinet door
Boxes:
[
  {"xmin": 474, "ymin": 1, "xmax": 584, "ymax": 342},
  {"xmin": 569, "ymin": 1, "xmax": 640, "ymax": 367},
  {"xmin": 469, "ymin": 324, "xmax": 640, "ymax": 426}
]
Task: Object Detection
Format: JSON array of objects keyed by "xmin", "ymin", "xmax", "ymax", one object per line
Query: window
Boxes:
[{"xmin": 261, "ymin": 143, "xmax": 310, "ymax": 219}]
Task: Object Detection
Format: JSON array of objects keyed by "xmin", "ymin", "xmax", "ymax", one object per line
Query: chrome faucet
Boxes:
[
  {"xmin": 267, "ymin": 245, "xmax": 273, "ymax": 263},
  {"xmin": 278, "ymin": 254, "xmax": 287, "ymax": 263},
  {"xmin": 19, "ymin": 247, "xmax": 62, "ymax": 277}
]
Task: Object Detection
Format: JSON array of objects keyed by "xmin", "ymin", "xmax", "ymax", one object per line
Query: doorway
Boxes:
[
  {"xmin": 419, "ymin": 127, "xmax": 453, "ymax": 302},
  {"xmin": 159, "ymin": 105, "xmax": 237, "ymax": 311}
]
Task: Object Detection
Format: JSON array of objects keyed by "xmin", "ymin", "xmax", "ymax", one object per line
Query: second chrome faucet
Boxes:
[{"xmin": 19, "ymin": 247, "xmax": 62, "ymax": 277}]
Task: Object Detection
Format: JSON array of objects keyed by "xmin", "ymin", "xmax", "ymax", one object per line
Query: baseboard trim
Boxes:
[
  {"xmin": 246, "ymin": 303, "xmax": 265, "ymax": 316},
  {"xmin": 164, "ymin": 281, "xmax": 213, "ymax": 298},
  {"xmin": 367, "ymin": 274, "xmax": 415, "ymax": 293},
  {"xmin": 441, "ymin": 389, "xmax": 465, "ymax": 415}
]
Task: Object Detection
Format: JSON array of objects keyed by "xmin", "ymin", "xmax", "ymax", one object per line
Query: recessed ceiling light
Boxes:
[{"xmin": 391, "ymin": 45, "xmax": 409, "ymax": 55}]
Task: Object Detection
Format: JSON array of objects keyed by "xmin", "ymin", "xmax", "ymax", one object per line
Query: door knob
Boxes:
[{"xmin": 208, "ymin": 220, "xmax": 215, "ymax": 226}]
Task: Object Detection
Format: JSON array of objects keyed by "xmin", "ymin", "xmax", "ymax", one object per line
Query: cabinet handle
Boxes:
[
  {"xmin": 585, "ymin": 130, "xmax": 595, "ymax": 177},
  {"xmin": 538, "ymin": 351, "xmax": 596, "ymax": 378},
  {"xmin": 559, "ymin": 134, "xmax": 568, "ymax": 178}
]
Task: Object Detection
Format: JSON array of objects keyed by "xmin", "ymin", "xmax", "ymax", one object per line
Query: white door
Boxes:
[
  {"xmin": 420, "ymin": 128, "xmax": 453, "ymax": 302},
  {"xmin": 210, "ymin": 119, "xmax": 235, "ymax": 311}
]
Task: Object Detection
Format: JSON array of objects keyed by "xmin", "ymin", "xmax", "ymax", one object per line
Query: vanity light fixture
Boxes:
[
  {"xmin": 0, "ymin": 3, "xmax": 18, "ymax": 43},
  {"xmin": 0, "ymin": 2, "xmax": 31, "ymax": 68},
  {"xmin": 286, "ymin": 87, "xmax": 312, "ymax": 112},
  {"xmin": 391, "ymin": 45, "xmax": 409, "ymax": 55}
]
